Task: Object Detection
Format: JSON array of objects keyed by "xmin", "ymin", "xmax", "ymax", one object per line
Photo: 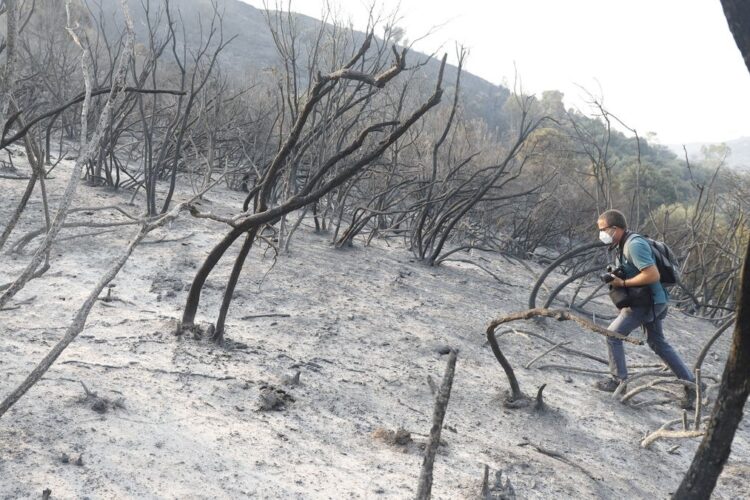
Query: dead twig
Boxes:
[
  {"xmin": 0, "ymin": 294, "xmax": 35, "ymax": 311},
  {"xmin": 536, "ymin": 364, "xmax": 610, "ymax": 375},
  {"xmin": 239, "ymin": 313, "xmax": 291, "ymax": 320},
  {"xmin": 518, "ymin": 439, "xmax": 599, "ymax": 482},
  {"xmin": 525, "ymin": 341, "xmax": 571, "ymax": 369},
  {"xmin": 511, "ymin": 328, "xmax": 607, "ymax": 365},
  {"xmin": 141, "ymin": 232, "xmax": 195, "ymax": 245},
  {"xmin": 693, "ymin": 368, "xmax": 703, "ymax": 430},
  {"xmin": 632, "ymin": 398, "xmax": 675, "ymax": 409},
  {"xmin": 60, "ymin": 359, "xmax": 235, "ymax": 381},
  {"xmin": 620, "ymin": 378, "xmax": 694, "ymax": 403},
  {"xmin": 534, "ymin": 384, "xmax": 547, "ymax": 412},
  {"xmin": 426, "ymin": 375, "xmax": 437, "ymax": 396},
  {"xmin": 439, "ymin": 258, "xmax": 511, "ymax": 286},
  {"xmin": 641, "ymin": 418, "xmax": 708, "ymax": 448},
  {"xmin": 480, "ymin": 466, "xmax": 515, "ymax": 499},
  {"xmin": 612, "ymin": 369, "xmax": 673, "ymax": 398}
]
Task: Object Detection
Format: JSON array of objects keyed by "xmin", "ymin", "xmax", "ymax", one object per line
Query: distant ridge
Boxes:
[
  {"xmin": 92, "ymin": 0, "xmax": 512, "ymax": 134},
  {"xmin": 667, "ymin": 137, "xmax": 750, "ymax": 171}
]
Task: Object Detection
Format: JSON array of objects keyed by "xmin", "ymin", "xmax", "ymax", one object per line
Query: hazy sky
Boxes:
[{"xmin": 240, "ymin": 0, "xmax": 750, "ymax": 145}]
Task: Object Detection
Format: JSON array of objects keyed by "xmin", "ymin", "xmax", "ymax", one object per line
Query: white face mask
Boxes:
[{"xmin": 599, "ymin": 230, "xmax": 614, "ymax": 245}]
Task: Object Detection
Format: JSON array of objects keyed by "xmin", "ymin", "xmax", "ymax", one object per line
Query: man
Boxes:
[{"xmin": 595, "ymin": 209, "xmax": 697, "ymax": 408}]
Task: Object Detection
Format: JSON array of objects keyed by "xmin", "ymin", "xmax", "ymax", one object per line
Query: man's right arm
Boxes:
[
  {"xmin": 612, "ymin": 238, "xmax": 660, "ymax": 288},
  {"xmin": 623, "ymin": 265, "xmax": 660, "ymax": 287}
]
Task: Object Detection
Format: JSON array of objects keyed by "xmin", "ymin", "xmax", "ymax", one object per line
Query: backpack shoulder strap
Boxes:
[{"xmin": 618, "ymin": 231, "xmax": 636, "ymax": 262}]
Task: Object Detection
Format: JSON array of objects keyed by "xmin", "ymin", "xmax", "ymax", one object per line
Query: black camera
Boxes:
[{"xmin": 600, "ymin": 265, "xmax": 625, "ymax": 284}]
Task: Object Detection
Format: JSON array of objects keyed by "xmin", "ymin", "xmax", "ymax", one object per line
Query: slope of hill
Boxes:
[
  {"xmin": 91, "ymin": 0, "xmax": 511, "ymax": 134},
  {"xmin": 668, "ymin": 137, "xmax": 750, "ymax": 171},
  {"xmin": 1, "ymin": 153, "xmax": 748, "ymax": 498}
]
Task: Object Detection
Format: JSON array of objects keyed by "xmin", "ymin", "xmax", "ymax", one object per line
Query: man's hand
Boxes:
[
  {"xmin": 611, "ymin": 277, "xmax": 626, "ymax": 288},
  {"xmin": 611, "ymin": 265, "xmax": 660, "ymax": 288}
]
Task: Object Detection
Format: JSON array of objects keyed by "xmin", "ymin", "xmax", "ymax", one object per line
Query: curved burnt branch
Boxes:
[
  {"xmin": 692, "ymin": 316, "xmax": 735, "ymax": 373},
  {"xmin": 486, "ymin": 324, "xmax": 524, "ymax": 402},
  {"xmin": 485, "ymin": 307, "xmax": 642, "ymax": 406},
  {"xmin": 528, "ymin": 241, "xmax": 606, "ymax": 309},
  {"xmin": 542, "ymin": 265, "xmax": 602, "ymax": 309}
]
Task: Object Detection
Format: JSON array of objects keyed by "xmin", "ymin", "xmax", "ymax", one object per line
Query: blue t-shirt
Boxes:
[{"xmin": 619, "ymin": 235, "xmax": 668, "ymax": 305}]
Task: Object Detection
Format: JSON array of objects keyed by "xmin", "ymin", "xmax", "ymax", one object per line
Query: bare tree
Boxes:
[
  {"xmin": 0, "ymin": 0, "xmax": 19, "ymax": 125},
  {"xmin": 181, "ymin": 25, "xmax": 448, "ymax": 342},
  {"xmin": 0, "ymin": 0, "xmax": 135, "ymax": 309},
  {"xmin": 411, "ymin": 91, "xmax": 549, "ymax": 265}
]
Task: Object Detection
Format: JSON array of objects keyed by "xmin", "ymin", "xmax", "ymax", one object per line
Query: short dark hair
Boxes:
[{"xmin": 598, "ymin": 209, "xmax": 627, "ymax": 230}]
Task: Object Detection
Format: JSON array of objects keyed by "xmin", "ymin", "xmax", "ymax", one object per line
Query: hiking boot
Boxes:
[
  {"xmin": 595, "ymin": 377, "xmax": 625, "ymax": 393},
  {"xmin": 680, "ymin": 382, "xmax": 707, "ymax": 410},
  {"xmin": 681, "ymin": 386, "xmax": 697, "ymax": 410}
]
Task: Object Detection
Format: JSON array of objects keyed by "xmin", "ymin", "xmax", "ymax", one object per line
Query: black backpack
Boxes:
[{"xmin": 620, "ymin": 232, "xmax": 680, "ymax": 288}]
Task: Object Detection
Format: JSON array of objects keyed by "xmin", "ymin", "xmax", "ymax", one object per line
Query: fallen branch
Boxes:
[
  {"xmin": 68, "ymin": 205, "xmax": 140, "ymax": 221},
  {"xmin": 642, "ymin": 430, "xmax": 706, "ymax": 449},
  {"xmin": 525, "ymin": 341, "xmax": 571, "ymax": 369},
  {"xmin": 641, "ymin": 417, "xmax": 709, "ymax": 448},
  {"xmin": 239, "ymin": 313, "xmax": 291, "ymax": 320},
  {"xmin": 0, "ymin": 294, "xmax": 35, "ymax": 311},
  {"xmin": 8, "ymin": 220, "xmax": 140, "ymax": 254},
  {"xmin": 54, "ymin": 228, "xmax": 120, "ymax": 246},
  {"xmin": 536, "ymin": 364, "xmax": 610, "ymax": 375},
  {"xmin": 60, "ymin": 359, "xmax": 235, "ymax": 381},
  {"xmin": 488, "ymin": 308, "xmax": 643, "ymax": 345},
  {"xmin": 511, "ymin": 329, "xmax": 607, "ymax": 364},
  {"xmin": 486, "ymin": 308, "xmax": 640, "ymax": 405},
  {"xmin": 439, "ymin": 258, "xmax": 511, "ymax": 286},
  {"xmin": 612, "ymin": 370, "xmax": 673, "ymax": 398},
  {"xmin": 518, "ymin": 439, "xmax": 599, "ymax": 482},
  {"xmin": 141, "ymin": 232, "xmax": 195, "ymax": 245},
  {"xmin": 632, "ymin": 398, "xmax": 675, "ymax": 409},
  {"xmin": 620, "ymin": 378, "xmax": 694, "ymax": 403}
]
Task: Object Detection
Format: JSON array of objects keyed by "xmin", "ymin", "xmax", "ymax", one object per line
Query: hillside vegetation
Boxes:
[{"xmin": 1, "ymin": 1, "xmax": 748, "ymax": 498}]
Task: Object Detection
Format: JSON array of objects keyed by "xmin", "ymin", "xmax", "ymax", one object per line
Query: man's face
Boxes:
[{"xmin": 597, "ymin": 218, "xmax": 620, "ymax": 244}]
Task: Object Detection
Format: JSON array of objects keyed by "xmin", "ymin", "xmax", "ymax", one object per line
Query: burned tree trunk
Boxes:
[
  {"xmin": 673, "ymin": 235, "xmax": 750, "ymax": 498},
  {"xmin": 416, "ymin": 349, "xmax": 458, "ymax": 500},
  {"xmin": 0, "ymin": 0, "xmax": 18, "ymax": 125},
  {"xmin": 721, "ymin": 0, "xmax": 750, "ymax": 74}
]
